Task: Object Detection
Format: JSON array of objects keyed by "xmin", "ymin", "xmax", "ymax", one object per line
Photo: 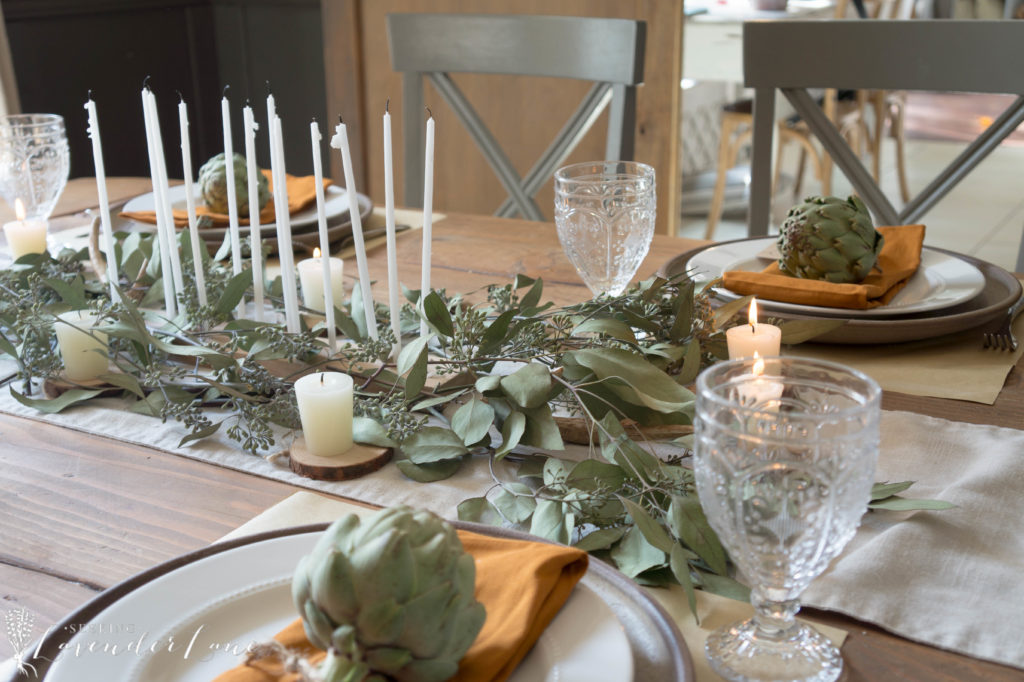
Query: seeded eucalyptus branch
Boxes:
[{"xmin": 0, "ymin": 232, "xmax": 945, "ymax": 613}]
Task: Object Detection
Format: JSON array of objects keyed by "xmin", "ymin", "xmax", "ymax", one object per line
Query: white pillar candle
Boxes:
[
  {"xmin": 84, "ymin": 98, "xmax": 118, "ymax": 299},
  {"xmin": 294, "ymin": 371, "xmax": 353, "ymax": 457},
  {"xmin": 737, "ymin": 352, "xmax": 785, "ymax": 409},
  {"xmin": 419, "ymin": 113, "xmax": 435, "ymax": 338},
  {"xmin": 330, "ymin": 120, "xmax": 377, "ymax": 340},
  {"xmin": 220, "ymin": 92, "xmax": 244, "ymax": 280},
  {"xmin": 242, "ymin": 105, "xmax": 265, "ymax": 321},
  {"xmin": 268, "ymin": 113, "xmax": 301, "ymax": 333},
  {"xmin": 309, "ymin": 120, "xmax": 337, "ymax": 352},
  {"xmin": 726, "ymin": 298, "xmax": 781, "ymax": 359},
  {"xmin": 177, "ymin": 97, "xmax": 208, "ymax": 307},
  {"xmin": 145, "ymin": 90, "xmax": 186, "ymax": 300},
  {"xmin": 382, "ymin": 102, "xmax": 401, "ymax": 357},
  {"xmin": 297, "ymin": 250, "xmax": 345, "ymax": 313},
  {"xmin": 141, "ymin": 87, "xmax": 177, "ymax": 318},
  {"xmin": 3, "ymin": 199, "xmax": 47, "ymax": 259},
  {"xmin": 54, "ymin": 310, "xmax": 109, "ymax": 382}
]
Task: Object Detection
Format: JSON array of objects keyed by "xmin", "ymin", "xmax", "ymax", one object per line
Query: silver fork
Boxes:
[{"xmin": 983, "ymin": 292, "xmax": 1024, "ymax": 351}]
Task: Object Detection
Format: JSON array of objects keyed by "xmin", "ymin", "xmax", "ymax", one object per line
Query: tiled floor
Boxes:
[{"xmin": 679, "ymin": 137, "xmax": 1024, "ymax": 272}]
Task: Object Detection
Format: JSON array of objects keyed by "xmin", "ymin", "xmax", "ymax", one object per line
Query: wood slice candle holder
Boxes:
[{"xmin": 288, "ymin": 438, "xmax": 393, "ymax": 481}]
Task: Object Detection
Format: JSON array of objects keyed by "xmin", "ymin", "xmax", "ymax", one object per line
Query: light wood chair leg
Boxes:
[
  {"xmin": 706, "ymin": 114, "xmax": 744, "ymax": 240},
  {"xmin": 872, "ymin": 91, "xmax": 886, "ymax": 182},
  {"xmin": 793, "ymin": 148, "xmax": 807, "ymax": 198},
  {"xmin": 891, "ymin": 101, "xmax": 910, "ymax": 203}
]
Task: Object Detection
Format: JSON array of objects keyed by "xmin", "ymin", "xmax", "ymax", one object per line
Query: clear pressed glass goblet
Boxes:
[
  {"xmin": 553, "ymin": 161, "xmax": 655, "ymax": 297},
  {"xmin": 0, "ymin": 114, "xmax": 70, "ymax": 220},
  {"xmin": 694, "ymin": 357, "xmax": 881, "ymax": 682}
]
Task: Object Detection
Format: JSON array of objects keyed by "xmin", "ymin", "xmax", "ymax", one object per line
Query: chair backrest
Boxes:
[
  {"xmin": 743, "ymin": 20, "xmax": 1024, "ymax": 243},
  {"xmin": 387, "ymin": 13, "xmax": 646, "ymax": 221}
]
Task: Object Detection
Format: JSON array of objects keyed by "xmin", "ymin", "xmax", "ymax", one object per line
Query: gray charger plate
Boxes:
[
  {"xmin": 13, "ymin": 521, "xmax": 693, "ymax": 682},
  {"xmin": 659, "ymin": 238, "xmax": 1021, "ymax": 345}
]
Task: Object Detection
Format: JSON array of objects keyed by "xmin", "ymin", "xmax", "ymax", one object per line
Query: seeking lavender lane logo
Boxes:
[{"xmin": 3, "ymin": 607, "xmax": 38, "ymax": 678}]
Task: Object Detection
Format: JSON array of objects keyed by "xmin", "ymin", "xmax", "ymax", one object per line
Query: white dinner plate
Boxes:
[
  {"xmin": 121, "ymin": 183, "xmax": 351, "ymax": 234},
  {"xmin": 43, "ymin": 531, "xmax": 633, "ymax": 682},
  {"xmin": 687, "ymin": 237, "xmax": 987, "ymax": 318}
]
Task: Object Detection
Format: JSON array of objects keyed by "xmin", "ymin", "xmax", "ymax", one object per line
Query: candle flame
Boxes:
[
  {"xmin": 14, "ymin": 198, "xmax": 25, "ymax": 221},
  {"xmin": 752, "ymin": 350, "xmax": 764, "ymax": 377},
  {"xmin": 749, "ymin": 298, "xmax": 758, "ymax": 332},
  {"xmin": 313, "ymin": 247, "xmax": 322, "ymax": 258}
]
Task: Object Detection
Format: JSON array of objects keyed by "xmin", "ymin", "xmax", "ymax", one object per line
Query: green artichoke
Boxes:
[
  {"xmin": 197, "ymin": 152, "xmax": 271, "ymax": 216},
  {"xmin": 777, "ymin": 195, "xmax": 884, "ymax": 284},
  {"xmin": 292, "ymin": 507, "xmax": 486, "ymax": 682}
]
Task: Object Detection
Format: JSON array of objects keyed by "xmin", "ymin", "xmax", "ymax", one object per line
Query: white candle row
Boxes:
[{"xmin": 84, "ymin": 91, "xmax": 437, "ymax": 355}]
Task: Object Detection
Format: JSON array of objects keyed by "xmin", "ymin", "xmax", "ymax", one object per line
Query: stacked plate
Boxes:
[
  {"xmin": 121, "ymin": 185, "xmax": 374, "ymax": 255},
  {"xmin": 30, "ymin": 523, "xmax": 693, "ymax": 681},
  {"xmin": 661, "ymin": 237, "xmax": 1022, "ymax": 344}
]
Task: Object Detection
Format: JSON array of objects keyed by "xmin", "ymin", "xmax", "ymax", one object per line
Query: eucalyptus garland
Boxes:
[{"xmin": 0, "ymin": 230, "xmax": 950, "ymax": 613}]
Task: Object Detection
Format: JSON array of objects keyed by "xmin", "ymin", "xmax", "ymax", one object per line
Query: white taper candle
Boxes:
[
  {"xmin": 177, "ymin": 98, "xmax": 208, "ymax": 307},
  {"xmin": 140, "ymin": 88, "xmax": 177, "ymax": 317},
  {"xmin": 383, "ymin": 103, "xmax": 401, "ymax": 356},
  {"xmin": 330, "ymin": 120, "xmax": 377, "ymax": 340},
  {"xmin": 84, "ymin": 97, "xmax": 118, "ymax": 300},
  {"xmin": 242, "ymin": 105, "xmax": 265, "ymax": 321},
  {"xmin": 310, "ymin": 120, "xmax": 337, "ymax": 353},
  {"xmin": 420, "ymin": 113, "xmax": 435, "ymax": 337}
]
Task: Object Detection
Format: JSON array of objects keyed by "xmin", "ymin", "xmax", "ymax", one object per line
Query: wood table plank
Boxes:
[{"xmin": 2, "ymin": 211, "xmax": 1022, "ymax": 681}]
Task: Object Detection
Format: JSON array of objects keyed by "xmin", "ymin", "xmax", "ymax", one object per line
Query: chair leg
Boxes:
[
  {"xmin": 793, "ymin": 149, "xmax": 807, "ymax": 198},
  {"xmin": 706, "ymin": 115, "xmax": 744, "ymax": 240},
  {"xmin": 872, "ymin": 91, "xmax": 886, "ymax": 182},
  {"xmin": 891, "ymin": 101, "xmax": 911, "ymax": 204}
]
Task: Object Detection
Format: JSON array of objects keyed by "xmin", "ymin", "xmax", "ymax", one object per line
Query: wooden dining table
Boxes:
[{"xmin": 2, "ymin": 179, "xmax": 1023, "ymax": 681}]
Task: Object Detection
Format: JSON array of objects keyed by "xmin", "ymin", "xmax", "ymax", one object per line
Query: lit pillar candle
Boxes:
[
  {"xmin": 330, "ymin": 118, "xmax": 378, "ymax": 340},
  {"xmin": 84, "ymin": 97, "xmax": 118, "ymax": 299},
  {"xmin": 297, "ymin": 248, "xmax": 344, "ymax": 314},
  {"xmin": 177, "ymin": 97, "xmax": 208, "ymax": 307},
  {"xmin": 141, "ymin": 86, "xmax": 177, "ymax": 317},
  {"xmin": 3, "ymin": 198, "xmax": 47, "ymax": 259},
  {"xmin": 242, "ymin": 104, "xmax": 265, "ymax": 321},
  {"xmin": 309, "ymin": 120, "xmax": 337, "ymax": 352},
  {"xmin": 419, "ymin": 112, "xmax": 435, "ymax": 338},
  {"xmin": 145, "ymin": 89, "xmax": 186, "ymax": 300},
  {"xmin": 737, "ymin": 352, "xmax": 785, "ymax": 409},
  {"xmin": 294, "ymin": 371, "xmax": 353, "ymax": 457},
  {"xmin": 726, "ymin": 298, "xmax": 781, "ymax": 359},
  {"xmin": 382, "ymin": 100, "xmax": 401, "ymax": 356},
  {"xmin": 54, "ymin": 310, "xmax": 109, "ymax": 382}
]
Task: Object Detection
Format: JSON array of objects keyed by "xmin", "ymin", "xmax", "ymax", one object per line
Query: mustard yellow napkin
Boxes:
[
  {"xmin": 119, "ymin": 170, "xmax": 331, "ymax": 228},
  {"xmin": 214, "ymin": 529, "xmax": 589, "ymax": 682},
  {"xmin": 721, "ymin": 225, "xmax": 926, "ymax": 309}
]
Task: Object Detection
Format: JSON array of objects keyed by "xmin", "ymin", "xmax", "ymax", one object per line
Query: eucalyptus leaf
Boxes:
[
  {"xmin": 696, "ymin": 571, "xmax": 751, "ymax": 602},
  {"xmin": 669, "ymin": 544, "xmax": 699, "ymax": 623},
  {"xmin": 396, "ymin": 334, "xmax": 431, "ymax": 377},
  {"xmin": 494, "ymin": 410, "xmax": 526, "ymax": 459},
  {"xmin": 713, "ymin": 294, "xmax": 755, "ymax": 330},
  {"xmin": 215, "ymin": 271, "xmax": 251, "ymax": 315},
  {"xmin": 518, "ymin": 277, "xmax": 544, "ymax": 310},
  {"xmin": 491, "ymin": 482, "xmax": 536, "ymax": 524},
  {"xmin": 868, "ymin": 498, "xmax": 956, "ymax": 511},
  {"xmin": 178, "ymin": 420, "xmax": 223, "ymax": 447},
  {"xmin": 529, "ymin": 499, "xmax": 569, "ymax": 544},
  {"xmin": 573, "ymin": 318, "xmax": 638, "ymax": 345},
  {"xmin": 619, "ymin": 496, "xmax": 675, "ymax": 554},
  {"xmin": 457, "ymin": 496, "xmax": 504, "ymax": 524},
  {"xmin": 870, "ymin": 480, "xmax": 916, "ymax": 500},
  {"xmin": 675, "ymin": 340, "xmax": 702, "ymax": 385},
  {"xmin": 401, "ymin": 426, "xmax": 468, "ymax": 464},
  {"xmin": 410, "ymin": 390, "xmax": 468, "ymax": 412},
  {"xmin": 574, "ymin": 526, "xmax": 627, "ymax": 552},
  {"xmin": 398, "ymin": 457, "xmax": 463, "ymax": 483},
  {"xmin": 9, "ymin": 387, "xmax": 104, "ymax": 414},
  {"xmin": 610, "ymin": 526, "xmax": 665, "ymax": 579},
  {"xmin": 353, "ymin": 417, "xmax": 397, "ymax": 448},
  {"xmin": 499, "ymin": 363, "xmax": 552, "ymax": 409},
  {"xmin": 98, "ymin": 372, "xmax": 145, "ymax": 399},
  {"xmin": 668, "ymin": 280, "xmax": 695, "ymax": 342},
  {"xmin": 422, "ymin": 291, "xmax": 454, "ymax": 337},
  {"xmin": 516, "ymin": 455, "xmax": 548, "ymax": 479},
  {"xmin": 451, "ymin": 398, "xmax": 494, "ymax": 447},
  {"xmin": 478, "ymin": 309, "xmax": 517, "ymax": 356},
  {"xmin": 44, "ymin": 276, "xmax": 88, "ymax": 310},
  {"xmin": 565, "ymin": 459, "xmax": 627, "ymax": 491},
  {"xmin": 475, "ymin": 375, "xmax": 502, "ymax": 394},
  {"xmin": 520, "ymin": 403, "xmax": 564, "ymax": 450},
  {"xmin": 669, "ymin": 494, "xmax": 728, "ymax": 576},
  {"xmin": 567, "ymin": 347, "xmax": 695, "ymax": 414}
]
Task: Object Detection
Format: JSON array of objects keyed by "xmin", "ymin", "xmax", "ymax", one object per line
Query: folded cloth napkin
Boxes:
[
  {"xmin": 721, "ymin": 224, "xmax": 926, "ymax": 309},
  {"xmin": 119, "ymin": 170, "xmax": 331, "ymax": 228},
  {"xmin": 214, "ymin": 529, "xmax": 589, "ymax": 682}
]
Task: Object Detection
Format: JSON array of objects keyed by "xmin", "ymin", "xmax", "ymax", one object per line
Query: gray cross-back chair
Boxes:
[
  {"xmin": 744, "ymin": 20, "xmax": 1024, "ymax": 271},
  {"xmin": 386, "ymin": 13, "xmax": 646, "ymax": 221}
]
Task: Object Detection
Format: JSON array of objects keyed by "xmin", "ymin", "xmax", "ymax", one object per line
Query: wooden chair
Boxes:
[
  {"xmin": 744, "ymin": 20, "xmax": 1024, "ymax": 250},
  {"xmin": 386, "ymin": 13, "xmax": 646, "ymax": 221}
]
